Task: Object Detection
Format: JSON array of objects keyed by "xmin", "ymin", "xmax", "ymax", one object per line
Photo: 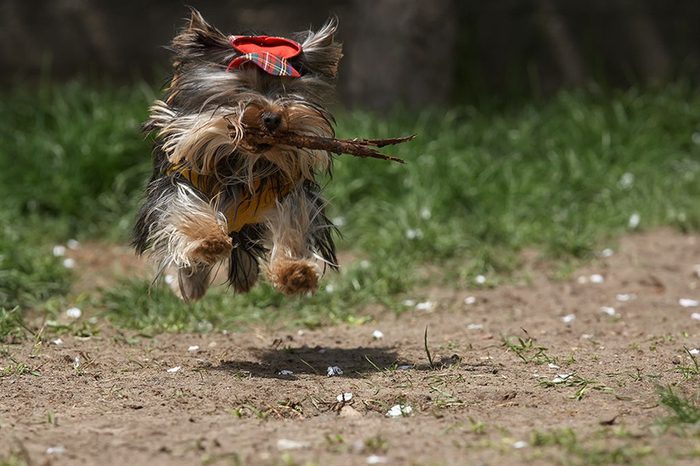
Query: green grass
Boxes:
[
  {"xmin": 658, "ymin": 386, "xmax": 700, "ymax": 428},
  {"xmin": 1, "ymin": 80, "xmax": 700, "ymax": 335}
]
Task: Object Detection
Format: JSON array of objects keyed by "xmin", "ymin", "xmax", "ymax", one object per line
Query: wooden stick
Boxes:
[{"xmin": 240, "ymin": 127, "xmax": 412, "ymax": 164}]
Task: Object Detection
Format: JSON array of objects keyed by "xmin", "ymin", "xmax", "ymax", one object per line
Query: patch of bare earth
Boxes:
[{"xmin": 2, "ymin": 230, "xmax": 700, "ymax": 465}]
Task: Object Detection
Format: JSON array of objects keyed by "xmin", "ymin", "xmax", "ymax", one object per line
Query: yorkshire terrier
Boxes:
[{"xmin": 133, "ymin": 9, "xmax": 342, "ymax": 301}]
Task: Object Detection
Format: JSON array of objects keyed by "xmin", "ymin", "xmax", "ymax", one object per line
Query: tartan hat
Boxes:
[{"xmin": 227, "ymin": 35, "xmax": 302, "ymax": 78}]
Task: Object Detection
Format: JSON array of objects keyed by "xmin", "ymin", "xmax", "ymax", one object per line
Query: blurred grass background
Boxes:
[{"xmin": 1, "ymin": 81, "xmax": 700, "ymax": 337}]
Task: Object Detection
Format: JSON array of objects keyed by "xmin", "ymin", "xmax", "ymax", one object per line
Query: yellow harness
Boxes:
[{"xmin": 170, "ymin": 165, "xmax": 292, "ymax": 233}]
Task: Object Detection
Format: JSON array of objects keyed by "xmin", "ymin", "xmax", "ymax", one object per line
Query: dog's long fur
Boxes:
[{"xmin": 133, "ymin": 9, "xmax": 341, "ymax": 301}]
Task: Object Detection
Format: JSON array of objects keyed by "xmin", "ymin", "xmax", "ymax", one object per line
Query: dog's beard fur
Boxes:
[{"xmin": 133, "ymin": 9, "xmax": 341, "ymax": 301}]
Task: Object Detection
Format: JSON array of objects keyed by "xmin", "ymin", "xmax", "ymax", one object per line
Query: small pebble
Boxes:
[
  {"xmin": 512, "ymin": 441, "xmax": 528, "ymax": 449},
  {"xmin": 464, "ymin": 296, "xmax": 477, "ymax": 305},
  {"xmin": 276, "ymin": 439, "xmax": 308, "ymax": 450},
  {"xmin": 397, "ymin": 365, "xmax": 413, "ymax": 371},
  {"xmin": 561, "ymin": 314, "xmax": 576, "ymax": 324},
  {"xmin": 65, "ymin": 307, "xmax": 81, "ymax": 319},
  {"xmin": 367, "ymin": 455, "xmax": 388, "ymax": 464},
  {"xmin": 327, "ymin": 366, "xmax": 343, "ymax": 376},
  {"xmin": 277, "ymin": 369, "xmax": 294, "ymax": 376},
  {"xmin": 46, "ymin": 445, "xmax": 66, "ymax": 455},
  {"xmin": 616, "ymin": 293, "xmax": 635, "ymax": 302},
  {"xmin": 589, "ymin": 274, "xmax": 605, "ymax": 284},
  {"xmin": 386, "ymin": 404, "xmax": 412, "ymax": 417},
  {"xmin": 187, "ymin": 345, "xmax": 200, "ymax": 353},
  {"xmin": 548, "ymin": 363, "xmax": 560, "ymax": 370},
  {"xmin": 372, "ymin": 329, "xmax": 384, "ymax": 340},
  {"xmin": 62, "ymin": 258, "xmax": 76, "ymax": 269},
  {"xmin": 689, "ymin": 348, "xmax": 699, "ymax": 355},
  {"xmin": 167, "ymin": 366, "xmax": 181, "ymax": 373},
  {"xmin": 600, "ymin": 306, "xmax": 617, "ymax": 316},
  {"xmin": 692, "ymin": 313, "xmax": 700, "ymax": 321},
  {"xmin": 628, "ymin": 212, "xmax": 641, "ymax": 229},
  {"xmin": 415, "ymin": 301, "xmax": 434, "ymax": 311},
  {"xmin": 679, "ymin": 298, "xmax": 699, "ymax": 308}
]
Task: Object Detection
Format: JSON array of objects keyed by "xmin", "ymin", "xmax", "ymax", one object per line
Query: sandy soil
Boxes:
[{"xmin": 2, "ymin": 230, "xmax": 700, "ymax": 465}]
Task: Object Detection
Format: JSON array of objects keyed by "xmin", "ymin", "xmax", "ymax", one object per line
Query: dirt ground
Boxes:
[{"xmin": 2, "ymin": 229, "xmax": 700, "ymax": 466}]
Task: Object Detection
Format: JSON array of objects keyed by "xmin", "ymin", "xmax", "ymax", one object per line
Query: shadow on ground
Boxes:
[{"xmin": 207, "ymin": 345, "xmax": 405, "ymax": 379}]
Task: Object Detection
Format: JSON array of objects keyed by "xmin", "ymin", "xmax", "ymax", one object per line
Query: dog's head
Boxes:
[{"xmin": 149, "ymin": 9, "xmax": 343, "ymax": 181}]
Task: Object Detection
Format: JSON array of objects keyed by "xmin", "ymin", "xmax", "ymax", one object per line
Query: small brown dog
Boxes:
[{"xmin": 133, "ymin": 9, "xmax": 341, "ymax": 301}]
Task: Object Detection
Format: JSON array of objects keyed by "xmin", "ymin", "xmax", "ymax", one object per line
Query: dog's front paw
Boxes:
[
  {"xmin": 268, "ymin": 259, "xmax": 319, "ymax": 296},
  {"xmin": 188, "ymin": 234, "xmax": 233, "ymax": 265}
]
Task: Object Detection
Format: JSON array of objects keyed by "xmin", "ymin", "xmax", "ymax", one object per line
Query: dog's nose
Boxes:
[{"xmin": 261, "ymin": 112, "xmax": 282, "ymax": 132}]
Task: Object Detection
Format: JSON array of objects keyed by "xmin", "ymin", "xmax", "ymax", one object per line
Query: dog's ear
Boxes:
[
  {"xmin": 171, "ymin": 8, "xmax": 230, "ymax": 62},
  {"xmin": 299, "ymin": 18, "xmax": 343, "ymax": 79}
]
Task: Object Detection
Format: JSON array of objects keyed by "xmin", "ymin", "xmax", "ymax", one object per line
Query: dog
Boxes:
[{"xmin": 133, "ymin": 9, "xmax": 342, "ymax": 301}]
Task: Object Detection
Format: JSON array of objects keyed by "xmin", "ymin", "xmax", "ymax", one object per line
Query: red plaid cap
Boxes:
[{"xmin": 227, "ymin": 35, "xmax": 302, "ymax": 77}]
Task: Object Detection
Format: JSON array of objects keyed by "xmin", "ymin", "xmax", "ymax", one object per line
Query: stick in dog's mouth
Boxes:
[{"xmin": 232, "ymin": 125, "xmax": 412, "ymax": 164}]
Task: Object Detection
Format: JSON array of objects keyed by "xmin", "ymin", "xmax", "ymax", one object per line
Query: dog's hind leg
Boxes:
[
  {"xmin": 264, "ymin": 182, "xmax": 337, "ymax": 296},
  {"xmin": 133, "ymin": 177, "xmax": 232, "ymax": 300}
]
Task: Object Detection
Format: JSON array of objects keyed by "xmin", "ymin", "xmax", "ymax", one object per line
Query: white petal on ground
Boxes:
[
  {"xmin": 512, "ymin": 441, "xmax": 528, "ymax": 449},
  {"xmin": 692, "ymin": 313, "xmax": 700, "ymax": 321},
  {"xmin": 62, "ymin": 258, "xmax": 76, "ymax": 269},
  {"xmin": 600, "ymin": 306, "xmax": 617, "ymax": 316},
  {"xmin": 467, "ymin": 323, "xmax": 483, "ymax": 330},
  {"xmin": 420, "ymin": 207, "xmax": 432, "ymax": 220},
  {"xmin": 577, "ymin": 275, "xmax": 588, "ymax": 284},
  {"xmin": 164, "ymin": 274, "xmax": 176, "ymax": 285},
  {"xmin": 276, "ymin": 439, "xmax": 309, "ymax": 450},
  {"xmin": 332, "ymin": 216, "xmax": 346, "ymax": 227},
  {"xmin": 46, "ymin": 445, "xmax": 66, "ymax": 455},
  {"xmin": 405, "ymin": 228, "xmax": 423, "ymax": 240},
  {"xmin": 372, "ymin": 329, "xmax": 384, "ymax": 340},
  {"xmin": 616, "ymin": 293, "xmax": 636, "ymax": 302},
  {"xmin": 187, "ymin": 345, "xmax": 199, "ymax": 353},
  {"xmin": 589, "ymin": 274, "xmax": 605, "ymax": 284},
  {"xmin": 386, "ymin": 404, "xmax": 412, "ymax": 417},
  {"xmin": 415, "ymin": 301, "xmax": 434, "ymax": 311},
  {"xmin": 475, "ymin": 274, "xmax": 487, "ymax": 284},
  {"xmin": 464, "ymin": 296, "xmax": 477, "ymax": 305},
  {"xmin": 52, "ymin": 245, "xmax": 66, "ymax": 257},
  {"xmin": 618, "ymin": 172, "xmax": 635, "ymax": 189},
  {"xmin": 337, "ymin": 392, "xmax": 353, "ymax": 402},
  {"xmin": 689, "ymin": 348, "xmax": 700, "ymax": 355},
  {"xmin": 402, "ymin": 299, "xmax": 416, "ymax": 307},
  {"xmin": 359, "ymin": 260, "xmax": 371, "ymax": 269},
  {"xmin": 277, "ymin": 369, "xmax": 294, "ymax": 376},
  {"xmin": 327, "ymin": 366, "xmax": 343, "ymax": 376},
  {"xmin": 65, "ymin": 307, "xmax": 81, "ymax": 319},
  {"xmin": 561, "ymin": 314, "xmax": 576, "ymax": 324},
  {"xmin": 397, "ymin": 365, "xmax": 413, "ymax": 370},
  {"xmin": 167, "ymin": 366, "xmax": 181, "ymax": 373},
  {"xmin": 679, "ymin": 298, "xmax": 699, "ymax": 308},
  {"xmin": 73, "ymin": 356, "xmax": 81, "ymax": 369},
  {"xmin": 66, "ymin": 239, "xmax": 80, "ymax": 250},
  {"xmin": 601, "ymin": 248, "xmax": 614, "ymax": 258},
  {"xmin": 628, "ymin": 212, "xmax": 641, "ymax": 229},
  {"xmin": 325, "ymin": 284, "xmax": 335, "ymax": 293},
  {"xmin": 552, "ymin": 374, "xmax": 573, "ymax": 383},
  {"xmin": 548, "ymin": 363, "xmax": 560, "ymax": 370},
  {"xmin": 50, "ymin": 338, "xmax": 64, "ymax": 345},
  {"xmin": 367, "ymin": 455, "xmax": 388, "ymax": 464}
]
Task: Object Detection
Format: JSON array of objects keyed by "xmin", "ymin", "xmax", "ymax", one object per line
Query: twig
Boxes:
[
  {"xmin": 424, "ymin": 326, "xmax": 435, "ymax": 369},
  {"xmin": 239, "ymin": 127, "xmax": 411, "ymax": 164}
]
